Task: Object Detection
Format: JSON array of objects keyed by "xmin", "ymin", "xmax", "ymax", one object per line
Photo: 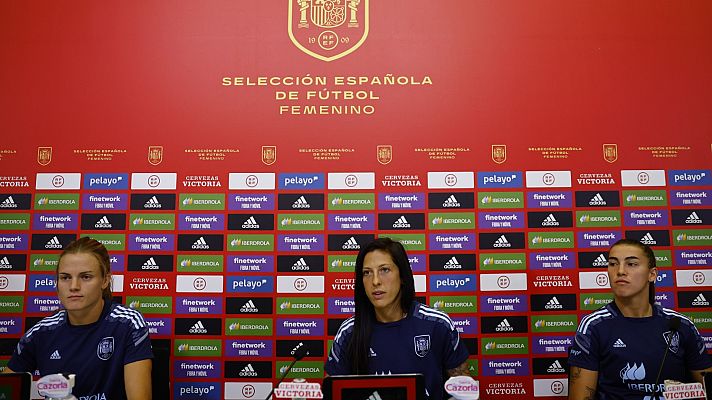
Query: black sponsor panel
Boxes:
[
  {"xmin": 174, "ymin": 318, "xmax": 222, "ymax": 335},
  {"xmin": 277, "ymin": 194, "xmax": 324, "ymax": 211},
  {"xmin": 0, "ymin": 194, "xmax": 32, "ymax": 210},
  {"xmin": 0, "ymin": 338, "xmax": 17, "ymax": 356},
  {"xmin": 177, "ymin": 234, "xmax": 224, "ymax": 251},
  {"xmin": 462, "ymin": 338, "xmax": 478, "ymax": 356},
  {"xmin": 0, "ymin": 254, "xmax": 26, "ymax": 271},
  {"xmin": 277, "ymin": 255, "xmax": 325, "ymax": 273},
  {"xmin": 530, "ymin": 294, "xmax": 577, "ymax": 312},
  {"xmin": 429, "ymin": 254, "xmax": 477, "ymax": 271},
  {"xmin": 377, "ymin": 213, "xmax": 426, "ymax": 230},
  {"xmin": 478, "ymin": 232, "xmax": 525, "ymax": 250},
  {"xmin": 25, "ymin": 317, "xmax": 43, "ymax": 331},
  {"xmin": 575, "ymin": 191, "xmax": 620, "ymax": 207},
  {"xmin": 527, "ymin": 211, "xmax": 573, "ymax": 228},
  {"xmin": 224, "ymin": 361, "xmax": 272, "ymax": 379},
  {"xmin": 227, "ymin": 213, "xmax": 275, "ymax": 231},
  {"xmin": 414, "ymin": 295, "xmax": 426, "ymax": 304},
  {"xmin": 129, "ymin": 193, "xmax": 176, "ymax": 210},
  {"xmin": 81, "ymin": 213, "xmax": 127, "ymax": 231},
  {"xmin": 276, "ymin": 339, "xmax": 325, "ymax": 358},
  {"xmin": 226, "ymin": 297, "xmax": 274, "ymax": 315},
  {"xmin": 127, "ymin": 255, "xmax": 174, "ymax": 272},
  {"xmin": 327, "ymin": 318, "xmax": 347, "ymax": 336},
  {"xmin": 30, "ymin": 234, "xmax": 76, "ymax": 251},
  {"xmin": 327, "ymin": 234, "xmax": 375, "ymax": 252},
  {"xmin": 480, "ymin": 316, "xmax": 528, "ymax": 334},
  {"xmin": 532, "ymin": 357, "xmax": 569, "ymax": 375},
  {"xmin": 578, "ymin": 251, "xmax": 609, "ymax": 269},
  {"xmin": 677, "ymin": 290, "xmax": 712, "ymax": 308},
  {"xmin": 624, "ymin": 230, "xmax": 670, "ymax": 247},
  {"xmin": 428, "ymin": 192, "xmax": 475, "ymax": 209},
  {"xmin": 671, "ymin": 209, "xmax": 712, "ymax": 226}
]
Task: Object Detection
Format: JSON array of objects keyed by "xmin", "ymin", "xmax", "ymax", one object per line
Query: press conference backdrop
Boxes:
[{"xmin": 1, "ymin": 1, "xmax": 711, "ymax": 399}]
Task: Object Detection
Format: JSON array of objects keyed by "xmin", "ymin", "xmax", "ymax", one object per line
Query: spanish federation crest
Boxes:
[
  {"xmin": 262, "ymin": 146, "xmax": 277, "ymax": 165},
  {"xmin": 97, "ymin": 337, "xmax": 115, "ymax": 360},
  {"xmin": 289, "ymin": 0, "xmax": 369, "ymax": 62},
  {"xmin": 663, "ymin": 330, "xmax": 680, "ymax": 354},
  {"xmin": 148, "ymin": 146, "xmax": 163, "ymax": 166},
  {"xmin": 377, "ymin": 145, "xmax": 392, "ymax": 165},
  {"xmin": 603, "ymin": 143, "xmax": 617, "ymax": 163},
  {"xmin": 37, "ymin": 147, "xmax": 52, "ymax": 166},
  {"xmin": 492, "ymin": 145, "xmax": 506, "ymax": 164},
  {"xmin": 414, "ymin": 335, "xmax": 431, "ymax": 358}
]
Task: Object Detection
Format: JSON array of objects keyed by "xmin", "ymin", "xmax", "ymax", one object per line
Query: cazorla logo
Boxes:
[{"xmin": 289, "ymin": 0, "xmax": 369, "ymax": 62}]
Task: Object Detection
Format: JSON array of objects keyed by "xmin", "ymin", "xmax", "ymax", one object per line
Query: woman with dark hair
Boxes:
[
  {"xmin": 325, "ymin": 237, "xmax": 469, "ymax": 400},
  {"xmin": 568, "ymin": 239, "xmax": 711, "ymax": 399},
  {"xmin": 4, "ymin": 237, "xmax": 153, "ymax": 399}
]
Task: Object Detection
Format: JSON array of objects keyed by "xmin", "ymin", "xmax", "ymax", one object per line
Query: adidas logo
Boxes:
[
  {"xmin": 293, "ymin": 258, "xmax": 309, "ymax": 270},
  {"xmin": 342, "ymin": 237, "xmax": 360, "ymax": 250},
  {"xmin": 239, "ymin": 363, "xmax": 258, "ymax": 377},
  {"xmin": 692, "ymin": 293, "xmax": 709, "ymax": 306},
  {"xmin": 547, "ymin": 360, "xmax": 566, "ymax": 373},
  {"xmin": 49, "ymin": 350, "xmax": 61, "ymax": 360},
  {"xmin": 292, "ymin": 196, "xmax": 311, "ymax": 209},
  {"xmin": 0, "ymin": 196, "xmax": 17, "ymax": 208},
  {"xmin": 589, "ymin": 193, "xmax": 606, "ymax": 206},
  {"xmin": 144, "ymin": 196, "xmax": 162, "ymax": 208},
  {"xmin": 640, "ymin": 233, "xmax": 656, "ymax": 245},
  {"xmin": 542, "ymin": 214, "xmax": 559, "ymax": 227},
  {"xmin": 45, "ymin": 236, "xmax": 63, "ymax": 249},
  {"xmin": 493, "ymin": 235, "xmax": 511, "ymax": 248},
  {"xmin": 442, "ymin": 195, "xmax": 461, "ymax": 208},
  {"xmin": 192, "ymin": 237, "xmax": 210, "ymax": 250},
  {"xmin": 613, "ymin": 338, "xmax": 626, "ymax": 348},
  {"xmin": 496, "ymin": 319, "xmax": 514, "ymax": 332},
  {"xmin": 367, "ymin": 391, "xmax": 384, "ymax": 400},
  {"xmin": 0, "ymin": 257, "xmax": 11, "ymax": 269},
  {"xmin": 142, "ymin": 257, "xmax": 159, "ymax": 270},
  {"xmin": 393, "ymin": 216, "xmax": 411, "ymax": 228},
  {"xmin": 545, "ymin": 297, "xmax": 563, "ymax": 310},
  {"xmin": 242, "ymin": 216, "xmax": 260, "ymax": 229},
  {"xmin": 686, "ymin": 212, "xmax": 703, "ymax": 224},
  {"xmin": 593, "ymin": 254, "xmax": 608, "ymax": 267},
  {"xmin": 444, "ymin": 257, "xmax": 462, "ymax": 270},
  {"xmin": 189, "ymin": 321, "xmax": 208, "ymax": 334},
  {"xmin": 94, "ymin": 216, "xmax": 112, "ymax": 229},
  {"xmin": 240, "ymin": 300, "xmax": 259, "ymax": 313}
]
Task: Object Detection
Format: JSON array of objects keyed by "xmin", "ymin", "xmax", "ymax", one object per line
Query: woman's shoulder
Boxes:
[
  {"xmin": 412, "ymin": 302, "xmax": 456, "ymax": 331},
  {"xmin": 104, "ymin": 303, "xmax": 148, "ymax": 330},
  {"xmin": 23, "ymin": 310, "xmax": 67, "ymax": 340}
]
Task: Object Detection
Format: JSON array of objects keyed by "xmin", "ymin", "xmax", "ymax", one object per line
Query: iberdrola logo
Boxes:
[
  {"xmin": 182, "ymin": 197, "xmax": 194, "ymax": 205},
  {"xmin": 288, "ymin": 0, "xmax": 370, "ymax": 62},
  {"xmin": 129, "ymin": 300, "xmax": 141, "ymax": 309},
  {"xmin": 432, "ymin": 300, "xmax": 445, "ymax": 310},
  {"xmin": 181, "ymin": 259, "xmax": 191, "ymax": 267},
  {"xmin": 228, "ymin": 322, "xmax": 240, "ymax": 332},
  {"xmin": 485, "ymin": 341, "xmax": 496, "ymax": 350},
  {"xmin": 231, "ymin": 238, "xmax": 242, "ymax": 247},
  {"xmin": 332, "ymin": 197, "xmax": 344, "ymax": 205},
  {"xmin": 177, "ymin": 343, "xmax": 190, "ymax": 352},
  {"xmin": 280, "ymin": 301, "xmax": 292, "ymax": 310}
]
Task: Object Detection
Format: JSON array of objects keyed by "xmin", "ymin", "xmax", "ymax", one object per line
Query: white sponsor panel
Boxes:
[
  {"xmin": 112, "ymin": 275, "xmax": 124, "ymax": 293},
  {"xmin": 676, "ymin": 270, "xmax": 712, "ymax": 287},
  {"xmin": 229, "ymin": 173, "xmax": 276, "ymax": 190},
  {"xmin": 534, "ymin": 378, "xmax": 568, "ymax": 397},
  {"xmin": 620, "ymin": 170, "xmax": 666, "ymax": 187},
  {"xmin": 414, "ymin": 274, "xmax": 426, "ymax": 293},
  {"xmin": 427, "ymin": 172, "xmax": 475, "ymax": 189},
  {"xmin": 480, "ymin": 273, "xmax": 527, "ymax": 291},
  {"xmin": 579, "ymin": 271, "xmax": 611, "ymax": 289},
  {"xmin": 525, "ymin": 171, "xmax": 572, "ymax": 188},
  {"xmin": 0, "ymin": 274, "xmax": 26, "ymax": 291},
  {"xmin": 277, "ymin": 276, "xmax": 324, "ymax": 293},
  {"xmin": 35, "ymin": 173, "xmax": 81, "ymax": 190},
  {"xmin": 176, "ymin": 275, "xmax": 224, "ymax": 293},
  {"xmin": 327, "ymin": 172, "xmax": 375, "ymax": 190},
  {"xmin": 224, "ymin": 382, "xmax": 272, "ymax": 400},
  {"xmin": 131, "ymin": 173, "xmax": 177, "ymax": 190}
]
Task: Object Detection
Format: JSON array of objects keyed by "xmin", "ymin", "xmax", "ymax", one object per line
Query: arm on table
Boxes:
[
  {"xmin": 125, "ymin": 359, "xmax": 152, "ymax": 400},
  {"xmin": 568, "ymin": 366, "xmax": 597, "ymax": 400}
]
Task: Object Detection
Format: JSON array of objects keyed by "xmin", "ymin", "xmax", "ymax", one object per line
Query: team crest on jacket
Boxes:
[
  {"xmin": 663, "ymin": 330, "xmax": 680, "ymax": 354},
  {"xmin": 97, "ymin": 337, "xmax": 115, "ymax": 360},
  {"xmin": 288, "ymin": 0, "xmax": 369, "ymax": 62},
  {"xmin": 414, "ymin": 335, "xmax": 431, "ymax": 358}
]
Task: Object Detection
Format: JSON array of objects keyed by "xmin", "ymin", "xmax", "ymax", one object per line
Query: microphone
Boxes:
[
  {"xmin": 264, "ymin": 342, "xmax": 311, "ymax": 400},
  {"xmin": 652, "ymin": 316, "xmax": 681, "ymax": 400}
]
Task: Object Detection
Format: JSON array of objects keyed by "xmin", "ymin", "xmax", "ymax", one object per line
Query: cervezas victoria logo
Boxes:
[{"xmin": 289, "ymin": 0, "xmax": 369, "ymax": 62}]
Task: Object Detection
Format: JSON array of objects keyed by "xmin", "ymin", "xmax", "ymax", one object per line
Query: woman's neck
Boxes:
[
  {"xmin": 614, "ymin": 297, "xmax": 652, "ymax": 318},
  {"xmin": 374, "ymin": 304, "xmax": 406, "ymax": 323}
]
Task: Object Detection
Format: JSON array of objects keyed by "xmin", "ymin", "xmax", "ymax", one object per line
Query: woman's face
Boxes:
[
  {"xmin": 607, "ymin": 244, "xmax": 656, "ymax": 302},
  {"xmin": 57, "ymin": 253, "xmax": 109, "ymax": 316},
  {"xmin": 362, "ymin": 250, "xmax": 403, "ymax": 316}
]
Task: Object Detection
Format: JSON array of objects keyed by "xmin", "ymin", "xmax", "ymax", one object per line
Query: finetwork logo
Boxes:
[
  {"xmin": 242, "ymin": 217, "xmax": 260, "ymax": 229},
  {"xmin": 293, "ymin": 196, "xmax": 311, "ymax": 209}
]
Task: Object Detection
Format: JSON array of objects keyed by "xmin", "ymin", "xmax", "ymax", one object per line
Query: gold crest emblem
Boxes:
[
  {"xmin": 377, "ymin": 145, "xmax": 392, "ymax": 165},
  {"xmin": 603, "ymin": 144, "xmax": 617, "ymax": 163},
  {"xmin": 492, "ymin": 145, "xmax": 507, "ymax": 164},
  {"xmin": 37, "ymin": 147, "xmax": 52, "ymax": 166},
  {"xmin": 148, "ymin": 146, "xmax": 163, "ymax": 166},
  {"xmin": 288, "ymin": 0, "xmax": 369, "ymax": 62},
  {"xmin": 262, "ymin": 146, "xmax": 277, "ymax": 165}
]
